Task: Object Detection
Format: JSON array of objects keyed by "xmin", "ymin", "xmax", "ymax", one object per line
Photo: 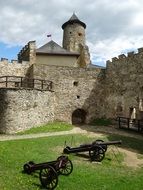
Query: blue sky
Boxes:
[
  {"xmin": 0, "ymin": 42, "xmax": 21, "ymax": 60},
  {"xmin": 0, "ymin": 0, "xmax": 143, "ymax": 67}
]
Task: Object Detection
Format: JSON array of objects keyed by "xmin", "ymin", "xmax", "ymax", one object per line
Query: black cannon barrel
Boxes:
[
  {"xmin": 63, "ymin": 146, "xmax": 92, "ymax": 154},
  {"xmin": 63, "ymin": 140, "xmax": 122, "ymax": 154},
  {"xmin": 95, "ymin": 140, "xmax": 122, "ymax": 146}
]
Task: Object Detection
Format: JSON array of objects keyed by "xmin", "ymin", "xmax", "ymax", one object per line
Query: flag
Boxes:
[{"xmin": 47, "ymin": 34, "xmax": 52, "ymax": 37}]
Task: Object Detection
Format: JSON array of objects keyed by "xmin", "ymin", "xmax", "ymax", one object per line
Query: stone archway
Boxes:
[{"xmin": 72, "ymin": 109, "xmax": 87, "ymax": 125}]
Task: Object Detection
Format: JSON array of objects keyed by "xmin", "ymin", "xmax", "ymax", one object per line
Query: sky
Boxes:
[{"xmin": 0, "ymin": 0, "xmax": 143, "ymax": 66}]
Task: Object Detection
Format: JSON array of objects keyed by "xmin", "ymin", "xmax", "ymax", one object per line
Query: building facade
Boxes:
[{"xmin": 0, "ymin": 14, "xmax": 143, "ymax": 134}]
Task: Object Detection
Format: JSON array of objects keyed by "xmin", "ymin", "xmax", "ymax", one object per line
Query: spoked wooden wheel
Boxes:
[
  {"xmin": 39, "ymin": 166, "xmax": 58, "ymax": 190},
  {"xmin": 93, "ymin": 140, "xmax": 108, "ymax": 152},
  {"xmin": 23, "ymin": 163, "xmax": 32, "ymax": 174},
  {"xmin": 89, "ymin": 146, "xmax": 105, "ymax": 162},
  {"xmin": 59, "ymin": 159, "xmax": 73, "ymax": 176}
]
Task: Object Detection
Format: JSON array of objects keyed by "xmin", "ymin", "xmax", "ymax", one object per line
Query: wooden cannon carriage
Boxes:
[
  {"xmin": 23, "ymin": 155, "xmax": 73, "ymax": 189},
  {"xmin": 63, "ymin": 139, "xmax": 122, "ymax": 162}
]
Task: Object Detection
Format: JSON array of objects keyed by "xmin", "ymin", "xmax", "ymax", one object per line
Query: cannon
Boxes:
[
  {"xmin": 63, "ymin": 140, "xmax": 122, "ymax": 162},
  {"xmin": 23, "ymin": 155, "xmax": 73, "ymax": 189}
]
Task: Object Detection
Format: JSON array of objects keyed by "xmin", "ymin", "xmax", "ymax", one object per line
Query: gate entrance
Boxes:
[{"xmin": 72, "ymin": 109, "xmax": 87, "ymax": 125}]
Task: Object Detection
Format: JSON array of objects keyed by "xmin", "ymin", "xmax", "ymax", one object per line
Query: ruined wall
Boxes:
[
  {"xmin": 32, "ymin": 64, "xmax": 106, "ymax": 124},
  {"xmin": 105, "ymin": 48, "xmax": 143, "ymax": 119},
  {"xmin": 0, "ymin": 59, "xmax": 30, "ymax": 77},
  {"xmin": 0, "ymin": 89, "xmax": 55, "ymax": 134}
]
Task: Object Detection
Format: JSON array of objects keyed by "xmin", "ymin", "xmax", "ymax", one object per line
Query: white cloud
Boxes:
[
  {"xmin": 89, "ymin": 35, "xmax": 143, "ymax": 66},
  {"xmin": 0, "ymin": 0, "xmax": 143, "ymax": 66}
]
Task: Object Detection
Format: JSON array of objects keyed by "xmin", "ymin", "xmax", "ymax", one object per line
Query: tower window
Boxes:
[
  {"xmin": 70, "ymin": 32, "xmax": 72, "ymax": 34},
  {"xmin": 77, "ymin": 95, "xmax": 80, "ymax": 99},
  {"xmin": 73, "ymin": 81, "xmax": 78, "ymax": 86},
  {"xmin": 78, "ymin": 33, "xmax": 82, "ymax": 36}
]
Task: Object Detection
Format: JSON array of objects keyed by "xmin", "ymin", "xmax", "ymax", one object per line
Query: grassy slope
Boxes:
[
  {"xmin": 0, "ymin": 134, "xmax": 143, "ymax": 190},
  {"xmin": 16, "ymin": 122, "xmax": 73, "ymax": 135}
]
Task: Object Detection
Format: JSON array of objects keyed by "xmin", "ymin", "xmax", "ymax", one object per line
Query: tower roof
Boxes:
[
  {"xmin": 62, "ymin": 13, "xmax": 86, "ymax": 29},
  {"xmin": 36, "ymin": 40, "xmax": 80, "ymax": 56}
]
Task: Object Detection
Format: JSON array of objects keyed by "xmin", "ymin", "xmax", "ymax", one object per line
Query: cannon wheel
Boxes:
[
  {"xmin": 23, "ymin": 163, "xmax": 32, "ymax": 174},
  {"xmin": 93, "ymin": 140, "xmax": 108, "ymax": 152},
  {"xmin": 59, "ymin": 159, "xmax": 73, "ymax": 176},
  {"xmin": 89, "ymin": 146, "xmax": 105, "ymax": 162},
  {"xmin": 39, "ymin": 165, "xmax": 58, "ymax": 190}
]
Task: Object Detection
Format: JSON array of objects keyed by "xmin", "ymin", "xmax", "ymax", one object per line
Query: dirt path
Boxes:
[
  {"xmin": 119, "ymin": 148, "xmax": 143, "ymax": 168},
  {"xmin": 0, "ymin": 127, "xmax": 87, "ymax": 141}
]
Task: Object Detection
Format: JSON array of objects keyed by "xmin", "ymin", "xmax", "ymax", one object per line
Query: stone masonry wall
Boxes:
[
  {"xmin": 18, "ymin": 41, "xmax": 36, "ymax": 64},
  {"xmin": 105, "ymin": 48, "xmax": 143, "ymax": 119},
  {"xmin": 62, "ymin": 22, "xmax": 91, "ymax": 67},
  {"xmin": 0, "ymin": 40, "xmax": 36, "ymax": 78},
  {"xmin": 63, "ymin": 23, "xmax": 85, "ymax": 52},
  {"xmin": 32, "ymin": 64, "xmax": 106, "ymax": 124},
  {"xmin": 0, "ymin": 59, "xmax": 30, "ymax": 77},
  {"xmin": 0, "ymin": 89, "xmax": 55, "ymax": 134}
]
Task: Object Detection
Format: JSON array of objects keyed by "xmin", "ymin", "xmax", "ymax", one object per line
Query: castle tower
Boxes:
[
  {"xmin": 62, "ymin": 13, "xmax": 91, "ymax": 67},
  {"xmin": 62, "ymin": 13, "xmax": 86, "ymax": 53}
]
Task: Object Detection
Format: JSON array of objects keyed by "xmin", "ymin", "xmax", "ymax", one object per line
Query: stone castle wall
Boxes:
[
  {"xmin": 0, "ymin": 58, "xmax": 30, "ymax": 77},
  {"xmin": 18, "ymin": 41, "xmax": 36, "ymax": 64},
  {"xmin": 32, "ymin": 64, "xmax": 106, "ymax": 123},
  {"xmin": 0, "ymin": 40, "xmax": 36, "ymax": 78},
  {"xmin": 0, "ymin": 88, "xmax": 55, "ymax": 134},
  {"xmin": 1, "ymin": 39, "xmax": 143, "ymax": 133},
  {"xmin": 105, "ymin": 48, "xmax": 143, "ymax": 119}
]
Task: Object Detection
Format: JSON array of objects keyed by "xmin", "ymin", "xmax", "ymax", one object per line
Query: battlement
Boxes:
[
  {"xmin": 0, "ymin": 58, "xmax": 29, "ymax": 65},
  {"xmin": 106, "ymin": 47, "xmax": 143, "ymax": 65},
  {"xmin": 0, "ymin": 58, "xmax": 30, "ymax": 77},
  {"xmin": 18, "ymin": 41, "xmax": 36, "ymax": 64}
]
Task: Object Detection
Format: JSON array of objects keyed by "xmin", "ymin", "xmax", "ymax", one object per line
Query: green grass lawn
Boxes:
[
  {"xmin": 89, "ymin": 118, "xmax": 112, "ymax": 126},
  {"xmin": 16, "ymin": 121, "xmax": 73, "ymax": 135},
  {"xmin": 0, "ymin": 133, "xmax": 143, "ymax": 190}
]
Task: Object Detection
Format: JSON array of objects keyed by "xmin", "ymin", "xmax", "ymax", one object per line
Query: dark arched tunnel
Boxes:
[{"xmin": 72, "ymin": 109, "xmax": 87, "ymax": 125}]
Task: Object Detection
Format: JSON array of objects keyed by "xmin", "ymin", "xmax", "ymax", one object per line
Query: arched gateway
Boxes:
[{"xmin": 72, "ymin": 109, "xmax": 87, "ymax": 125}]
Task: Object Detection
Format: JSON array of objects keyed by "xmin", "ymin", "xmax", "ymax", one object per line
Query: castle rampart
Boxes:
[
  {"xmin": 104, "ymin": 48, "xmax": 143, "ymax": 119},
  {"xmin": 0, "ymin": 58, "xmax": 30, "ymax": 77},
  {"xmin": 32, "ymin": 64, "xmax": 106, "ymax": 123},
  {"xmin": 0, "ymin": 88, "xmax": 55, "ymax": 134},
  {"xmin": 107, "ymin": 47, "xmax": 143, "ymax": 65},
  {"xmin": 18, "ymin": 41, "xmax": 36, "ymax": 64}
]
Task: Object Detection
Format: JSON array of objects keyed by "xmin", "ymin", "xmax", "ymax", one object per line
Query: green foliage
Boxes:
[
  {"xmin": 90, "ymin": 118, "xmax": 112, "ymax": 126},
  {"xmin": 17, "ymin": 121, "xmax": 73, "ymax": 135},
  {"xmin": 0, "ymin": 134, "xmax": 143, "ymax": 190}
]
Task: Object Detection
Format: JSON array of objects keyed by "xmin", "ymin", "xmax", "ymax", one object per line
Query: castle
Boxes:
[{"xmin": 0, "ymin": 13, "xmax": 143, "ymax": 134}]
